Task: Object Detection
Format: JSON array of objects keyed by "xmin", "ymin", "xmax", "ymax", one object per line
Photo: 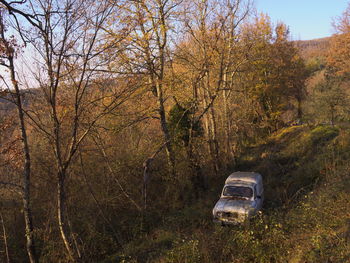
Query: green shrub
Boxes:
[{"xmin": 309, "ymin": 125, "xmax": 339, "ymax": 145}]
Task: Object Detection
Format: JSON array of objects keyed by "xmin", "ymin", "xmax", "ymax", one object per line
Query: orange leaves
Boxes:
[
  {"xmin": 327, "ymin": 32, "xmax": 350, "ymax": 77},
  {"xmin": 327, "ymin": 3, "xmax": 350, "ymax": 77},
  {"xmin": 0, "ymin": 120, "xmax": 24, "ymax": 170},
  {"xmin": 275, "ymin": 23, "xmax": 289, "ymax": 43},
  {"xmin": 0, "ymin": 34, "xmax": 19, "ymax": 58}
]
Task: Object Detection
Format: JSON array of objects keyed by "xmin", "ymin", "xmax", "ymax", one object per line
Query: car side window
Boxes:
[{"xmin": 254, "ymin": 185, "xmax": 258, "ymax": 198}]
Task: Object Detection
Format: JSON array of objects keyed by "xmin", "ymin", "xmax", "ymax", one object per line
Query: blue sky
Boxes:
[{"xmin": 255, "ymin": 0, "xmax": 349, "ymax": 40}]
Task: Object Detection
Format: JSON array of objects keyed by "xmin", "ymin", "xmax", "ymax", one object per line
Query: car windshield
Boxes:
[{"xmin": 223, "ymin": 186, "xmax": 253, "ymax": 199}]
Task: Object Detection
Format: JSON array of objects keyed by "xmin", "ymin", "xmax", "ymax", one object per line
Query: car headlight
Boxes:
[{"xmin": 216, "ymin": 212, "xmax": 223, "ymax": 218}]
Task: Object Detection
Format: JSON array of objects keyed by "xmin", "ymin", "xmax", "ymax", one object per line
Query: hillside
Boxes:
[
  {"xmin": 105, "ymin": 125, "xmax": 350, "ymax": 263},
  {"xmin": 2, "ymin": 1, "xmax": 350, "ymax": 262},
  {"xmin": 295, "ymin": 37, "xmax": 331, "ymax": 60}
]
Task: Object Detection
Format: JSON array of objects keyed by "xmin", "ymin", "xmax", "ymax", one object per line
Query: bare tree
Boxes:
[
  {"xmin": 0, "ymin": 9, "xmax": 38, "ymax": 263},
  {"xmin": 175, "ymin": 0, "xmax": 252, "ymax": 172},
  {"xmin": 0, "ymin": 0, "xmax": 135, "ymax": 260},
  {"xmin": 107, "ymin": 0, "xmax": 182, "ymax": 176}
]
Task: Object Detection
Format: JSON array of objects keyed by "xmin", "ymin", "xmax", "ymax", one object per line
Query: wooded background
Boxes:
[{"xmin": 0, "ymin": 0, "xmax": 350, "ymax": 262}]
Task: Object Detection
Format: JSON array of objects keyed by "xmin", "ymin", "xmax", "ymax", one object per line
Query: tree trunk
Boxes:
[
  {"xmin": 223, "ymin": 88, "xmax": 235, "ymax": 164},
  {"xmin": 0, "ymin": 10, "xmax": 37, "ymax": 259},
  {"xmin": 136, "ymin": 0, "xmax": 176, "ymax": 176},
  {"xmin": 330, "ymin": 106, "xmax": 335, "ymax": 127},
  {"xmin": 156, "ymin": 83, "xmax": 176, "ymax": 176},
  {"xmin": 16, "ymin": 94, "xmax": 37, "ymax": 263},
  {"xmin": 208, "ymin": 105, "xmax": 220, "ymax": 172},
  {"xmin": 57, "ymin": 171, "xmax": 80, "ymax": 262},
  {"xmin": 0, "ymin": 213, "xmax": 10, "ymax": 263},
  {"xmin": 8, "ymin": 52, "xmax": 38, "ymax": 263},
  {"xmin": 297, "ymin": 96, "xmax": 303, "ymax": 120},
  {"xmin": 202, "ymin": 73, "xmax": 220, "ymax": 173}
]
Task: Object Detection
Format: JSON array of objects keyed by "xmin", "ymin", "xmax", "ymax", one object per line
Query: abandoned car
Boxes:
[{"xmin": 213, "ymin": 172, "xmax": 264, "ymax": 225}]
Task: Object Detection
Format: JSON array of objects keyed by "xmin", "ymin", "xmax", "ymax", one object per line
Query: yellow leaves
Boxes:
[
  {"xmin": 275, "ymin": 22, "xmax": 289, "ymax": 43},
  {"xmin": 327, "ymin": 3, "xmax": 350, "ymax": 76},
  {"xmin": 242, "ymin": 13, "xmax": 273, "ymax": 42}
]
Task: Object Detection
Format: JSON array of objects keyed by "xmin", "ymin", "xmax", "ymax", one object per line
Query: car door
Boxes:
[{"xmin": 254, "ymin": 184, "xmax": 263, "ymax": 210}]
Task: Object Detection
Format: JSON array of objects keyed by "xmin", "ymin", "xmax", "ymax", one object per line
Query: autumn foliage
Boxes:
[{"xmin": 0, "ymin": 0, "xmax": 350, "ymax": 262}]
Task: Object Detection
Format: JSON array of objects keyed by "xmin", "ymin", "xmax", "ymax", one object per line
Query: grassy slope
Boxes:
[{"xmin": 104, "ymin": 125, "xmax": 350, "ymax": 263}]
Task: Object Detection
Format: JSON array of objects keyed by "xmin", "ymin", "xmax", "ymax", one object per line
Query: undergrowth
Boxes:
[{"xmin": 104, "ymin": 125, "xmax": 350, "ymax": 263}]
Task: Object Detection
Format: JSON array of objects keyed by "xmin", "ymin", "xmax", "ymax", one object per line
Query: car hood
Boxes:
[{"xmin": 213, "ymin": 198, "xmax": 253, "ymax": 214}]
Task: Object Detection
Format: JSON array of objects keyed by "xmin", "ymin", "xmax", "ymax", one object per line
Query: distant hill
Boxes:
[
  {"xmin": 295, "ymin": 37, "xmax": 331, "ymax": 60},
  {"xmin": 0, "ymin": 96, "xmax": 15, "ymax": 112},
  {"xmin": 0, "ymin": 89, "xmax": 38, "ymax": 114}
]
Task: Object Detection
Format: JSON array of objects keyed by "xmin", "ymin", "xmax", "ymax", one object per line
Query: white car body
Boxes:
[{"xmin": 213, "ymin": 172, "xmax": 264, "ymax": 225}]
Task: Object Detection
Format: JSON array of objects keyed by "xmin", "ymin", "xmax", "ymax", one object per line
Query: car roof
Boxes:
[{"xmin": 225, "ymin": 172, "xmax": 262, "ymax": 185}]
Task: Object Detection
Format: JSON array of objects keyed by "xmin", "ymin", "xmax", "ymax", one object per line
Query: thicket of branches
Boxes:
[{"xmin": 0, "ymin": 0, "xmax": 349, "ymax": 262}]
